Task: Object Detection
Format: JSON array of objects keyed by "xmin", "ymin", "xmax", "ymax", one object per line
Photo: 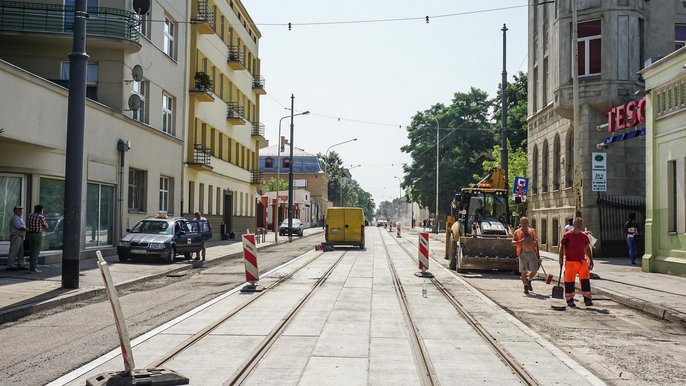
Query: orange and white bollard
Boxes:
[
  {"xmin": 396, "ymin": 222, "xmax": 401, "ymax": 238},
  {"xmin": 414, "ymin": 232, "xmax": 434, "ymax": 278},
  {"xmin": 240, "ymin": 234, "xmax": 264, "ymax": 292}
]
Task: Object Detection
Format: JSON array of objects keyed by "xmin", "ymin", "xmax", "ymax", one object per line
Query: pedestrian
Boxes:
[
  {"xmin": 511, "ymin": 217, "xmax": 540, "ymax": 294},
  {"xmin": 624, "ymin": 213, "xmax": 640, "ymax": 265},
  {"xmin": 564, "ymin": 218, "xmax": 574, "ymax": 232},
  {"xmin": 558, "ymin": 217, "xmax": 594, "ymax": 307},
  {"xmin": 7, "ymin": 205, "xmax": 28, "ymax": 271},
  {"xmin": 194, "ymin": 211, "xmax": 208, "ymax": 261},
  {"xmin": 26, "ymin": 204, "xmax": 48, "ymax": 273}
]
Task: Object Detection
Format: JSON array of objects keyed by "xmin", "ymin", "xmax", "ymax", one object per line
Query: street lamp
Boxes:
[
  {"xmin": 431, "ymin": 114, "xmax": 440, "ymax": 234},
  {"xmin": 276, "ymin": 109, "xmax": 309, "ymax": 243},
  {"xmin": 325, "ymin": 138, "xmax": 357, "ymax": 158}
]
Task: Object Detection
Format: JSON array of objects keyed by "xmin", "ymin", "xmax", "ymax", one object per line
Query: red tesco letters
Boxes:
[{"xmin": 606, "ymin": 96, "xmax": 645, "ymax": 132}]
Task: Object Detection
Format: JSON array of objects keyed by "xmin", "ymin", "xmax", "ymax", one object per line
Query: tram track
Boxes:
[
  {"xmin": 379, "ymin": 228, "xmax": 439, "ymax": 386},
  {"xmin": 146, "ymin": 248, "xmax": 348, "ymax": 377},
  {"xmin": 383, "ymin": 228, "xmax": 538, "ymax": 386}
]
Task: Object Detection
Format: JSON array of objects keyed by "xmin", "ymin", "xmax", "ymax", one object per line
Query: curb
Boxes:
[{"xmin": 0, "ymin": 231, "xmax": 306, "ymax": 325}]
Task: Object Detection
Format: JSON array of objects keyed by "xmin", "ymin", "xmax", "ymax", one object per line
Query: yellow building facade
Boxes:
[{"xmin": 185, "ymin": 0, "xmax": 266, "ymax": 238}]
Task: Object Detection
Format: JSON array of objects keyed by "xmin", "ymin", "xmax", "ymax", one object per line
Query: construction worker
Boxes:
[
  {"xmin": 512, "ymin": 217, "xmax": 540, "ymax": 294},
  {"xmin": 558, "ymin": 217, "xmax": 594, "ymax": 307}
]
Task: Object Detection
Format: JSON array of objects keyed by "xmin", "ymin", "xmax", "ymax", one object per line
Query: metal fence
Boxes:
[{"xmin": 597, "ymin": 194, "xmax": 645, "ymax": 257}]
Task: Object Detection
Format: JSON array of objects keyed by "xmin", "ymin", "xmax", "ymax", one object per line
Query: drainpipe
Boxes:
[{"xmin": 117, "ymin": 139, "xmax": 130, "ymax": 239}]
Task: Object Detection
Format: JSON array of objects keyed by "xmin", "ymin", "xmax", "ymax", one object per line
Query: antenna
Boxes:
[
  {"xmin": 132, "ymin": 0, "xmax": 150, "ymax": 15},
  {"xmin": 128, "ymin": 94, "xmax": 141, "ymax": 111}
]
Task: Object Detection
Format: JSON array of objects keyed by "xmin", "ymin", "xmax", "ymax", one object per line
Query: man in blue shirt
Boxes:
[{"xmin": 7, "ymin": 205, "xmax": 28, "ymax": 271}]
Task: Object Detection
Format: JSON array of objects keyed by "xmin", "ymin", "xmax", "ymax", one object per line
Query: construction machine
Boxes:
[{"xmin": 448, "ymin": 167, "xmax": 518, "ymax": 273}]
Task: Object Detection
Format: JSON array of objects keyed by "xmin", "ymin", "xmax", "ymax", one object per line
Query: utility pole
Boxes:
[
  {"xmin": 63, "ymin": 0, "xmax": 88, "ymax": 289},
  {"xmin": 572, "ymin": 0, "xmax": 582, "ymax": 217},
  {"xmin": 287, "ymin": 94, "xmax": 295, "ymax": 242},
  {"xmin": 501, "ymin": 24, "xmax": 509, "ymax": 185}
]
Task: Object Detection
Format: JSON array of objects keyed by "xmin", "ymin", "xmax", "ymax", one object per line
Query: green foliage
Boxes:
[
  {"xmin": 479, "ymin": 141, "xmax": 528, "ymax": 210},
  {"xmin": 492, "ymin": 72, "xmax": 528, "ymax": 151},
  {"xmin": 319, "ymin": 151, "xmax": 376, "ymax": 218},
  {"xmin": 401, "ymin": 88, "xmax": 496, "ymax": 218},
  {"xmin": 262, "ymin": 177, "xmax": 288, "ymax": 192}
]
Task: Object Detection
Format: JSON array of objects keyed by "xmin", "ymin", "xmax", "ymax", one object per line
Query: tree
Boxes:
[
  {"xmin": 261, "ymin": 177, "xmax": 288, "ymax": 192},
  {"xmin": 319, "ymin": 151, "xmax": 376, "ymax": 219},
  {"xmin": 401, "ymin": 88, "xmax": 496, "ymax": 218},
  {"xmin": 492, "ymin": 71, "xmax": 528, "ymax": 151}
]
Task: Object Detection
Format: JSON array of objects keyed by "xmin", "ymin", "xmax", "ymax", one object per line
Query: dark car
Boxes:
[
  {"xmin": 116, "ymin": 216, "xmax": 207, "ymax": 263},
  {"xmin": 279, "ymin": 218, "xmax": 303, "ymax": 237}
]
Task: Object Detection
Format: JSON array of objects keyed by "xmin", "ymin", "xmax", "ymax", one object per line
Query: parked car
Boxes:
[
  {"xmin": 116, "ymin": 215, "xmax": 207, "ymax": 263},
  {"xmin": 279, "ymin": 218, "xmax": 303, "ymax": 237},
  {"xmin": 325, "ymin": 207, "xmax": 365, "ymax": 249}
]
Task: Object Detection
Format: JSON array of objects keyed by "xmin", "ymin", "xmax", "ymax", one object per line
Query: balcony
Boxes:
[
  {"xmin": 187, "ymin": 144, "xmax": 212, "ymax": 171},
  {"xmin": 251, "ymin": 122, "xmax": 265, "ymax": 139},
  {"xmin": 226, "ymin": 102, "xmax": 246, "ymax": 125},
  {"xmin": 227, "ymin": 45, "xmax": 245, "ymax": 70},
  {"xmin": 189, "ymin": 72, "xmax": 214, "ymax": 102},
  {"xmin": 250, "ymin": 170, "xmax": 262, "ymax": 185},
  {"xmin": 0, "ymin": 2, "xmax": 140, "ymax": 50},
  {"xmin": 252, "ymin": 75, "xmax": 266, "ymax": 95},
  {"xmin": 191, "ymin": 0, "xmax": 214, "ymax": 34}
]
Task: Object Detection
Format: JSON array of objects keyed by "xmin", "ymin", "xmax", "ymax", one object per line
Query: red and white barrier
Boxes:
[
  {"xmin": 241, "ymin": 234, "xmax": 264, "ymax": 292},
  {"xmin": 415, "ymin": 232, "xmax": 434, "ymax": 278},
  {"xmin": 396, "ymin": 223, "xmax": 401, "ymax": 238}
]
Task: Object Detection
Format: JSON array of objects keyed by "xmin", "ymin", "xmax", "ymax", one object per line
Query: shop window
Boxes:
[{"xmin": 85, "ymin": 183, "xmax": 114, "ymax": 248}]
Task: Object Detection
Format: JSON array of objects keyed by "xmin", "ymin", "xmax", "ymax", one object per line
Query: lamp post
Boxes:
[
  {"xmin": 275, "ymin": 110, "xmax": 309, "ymax": 243},
  {"xmin": 394, "ymin": 176, "xmax": 402, "ymax": 225},
  {"xmin": 325, "ymin": 138, "xmax": 357, "ymax": 158},
  {"xmin": 431, "ymin": 114, "xmax": 440, "ymax": 234}
]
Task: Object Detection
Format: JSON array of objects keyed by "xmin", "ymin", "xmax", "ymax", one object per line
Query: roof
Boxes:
[{"xmin": 260, "ymin": 145, "xmax": 317, "ymax": 157}]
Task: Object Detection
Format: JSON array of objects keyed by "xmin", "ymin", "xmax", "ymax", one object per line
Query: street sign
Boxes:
[
  {"xmin": 512, "ymin": 176, "xmax": 529, "ymax": 202},
  {"xmin": 591, "ymin": 152, "xmax": 607, "ymax": 192}
]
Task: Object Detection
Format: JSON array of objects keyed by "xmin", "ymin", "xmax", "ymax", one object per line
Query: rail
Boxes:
[
  {"xmin": 0, "ymin": 1, "xmax": 139, "ymax": 42},
  {"xmin": 252, "ymin": 75, "xmax": 265, "ymax": 89},
  {"xmin": 227, "ymin": 45, "xmax": 245, "ymax": 66},
  {"xmin": 226, "ymin": 102, "xmax": 245, "ymax": 121},
  {"xmin": 189, "ymin": 144, "xmax": 211, "ymax": 166},
  {"xmin": 251, "ymin": 122, "xmax": 265, "ymax": 137}
]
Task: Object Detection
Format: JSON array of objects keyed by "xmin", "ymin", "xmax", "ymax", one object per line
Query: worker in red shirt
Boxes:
[{"xmin": 558, "ymin": 217, "xmax": 595, "ymax": 307}]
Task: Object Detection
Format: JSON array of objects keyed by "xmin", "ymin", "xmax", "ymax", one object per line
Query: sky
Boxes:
[{"xmin": 243, "ymin": 1, "xmax": 529, "ymax": 207}]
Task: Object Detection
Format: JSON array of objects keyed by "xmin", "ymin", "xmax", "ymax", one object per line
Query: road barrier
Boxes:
[
  {"xmin": 414, "ymin": 232, "xmax": 434, "ymax": 278},
  {"xmin": 396, "ymin": 223, "xmax": 401, "ymax": 238},
  {"xmin": 241, "ymin": 234, "xmax": 264, "ymax": 292}
]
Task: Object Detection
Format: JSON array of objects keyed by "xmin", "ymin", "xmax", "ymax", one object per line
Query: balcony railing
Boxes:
[
  {"xmin": 227, "ymin": 45, "xmax": 245, "ymax": 69},
  {"xmin": 191, "ymin": 0, "xmax": 214, "ymax": 33},
  {"xmin": 250, "ymin": 170, "xmax": 262, "ymax": 185},
  {"xmin": 0, "ymin": 1, "xmax": 140, "ymax": 43},
  {"xmin": 252, "ymin": 75, "xmax": 265, "ymax": 89},
  {"xmin": 226, "ymin": 102, "xmax": 245, "ymax": 121},
  {"xmin": 189, "ymin": 144, "xmax": 211, "ymax": 166},
  {"xmin": 251, "ymin": 122, "xmax": 265, "ymax": 137}
]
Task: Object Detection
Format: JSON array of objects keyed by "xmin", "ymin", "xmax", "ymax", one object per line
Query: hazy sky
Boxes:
[{"xmin": 244, "ymin": 1, "xmax": 528, "ymax": 206}]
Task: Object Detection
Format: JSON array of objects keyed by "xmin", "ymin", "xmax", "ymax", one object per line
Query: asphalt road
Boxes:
[{"xmin": 0, "ymin": 235, "xmax": 317, "ymax": 386}]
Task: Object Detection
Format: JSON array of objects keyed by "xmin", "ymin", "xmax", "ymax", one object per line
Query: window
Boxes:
[
  {"xmin": 162, "ymin": 93, "xmax": 174, "ymax": 135},
  {"xmin": 85, "ymin": 183, "xmax": 114, "ymax": 248},
  {"xmin": 532, "ymin": 145, "xmax": 539, "ymax": 194},
  {"xmin": 667, "ymin": 159, "xmax": 686, "ymax": 233},
  {"xmin": 61, "ymin": 62, "xmax": 98, "ymax": 100},
  {"xmin": 533, "ymin": 66, "xmax": 539, "ymax": 111},
  {"xmin": 131, "ymin": 79, "xmax": 147, "ymax": 123},
  {"xmin": 542, "ymin": 140, "xmax": 549, "ymax": 193},
  {"xmin": 164, "ymin": 17, "xmax": 176, "ymax": 59},
  {"xmin": 128, "ymin": 169, "xmax": 147, "ymax": 212},
  {"xmin": 553, "ymin": 134, "xmax": 561, "ymax": 191},
  {"xmin": 676, "ymin": 24, "xmax": 686, "ymax": 50},
  {"xmin": 159, "ymin": 176, "xmax": 172, "ymax": 213},
  {"xmin": 541, "ymin": 218, "xmax": 548, "ymax": 245},
  {"xmin": 668, "ymin": 160, "xmax": 677, "ymax": 233},
  {"xmin": 578, "ymin": 20, "xmax": 601, "ymax": 76},
  {"xmin": 552, "ymin": 218, "xmax": 559, "ymax": 247},
  {"xmin": 566, "ymin": 129, "xmax": 574, "ymax": 188},
  {"xmin": 134, "ymin": 12, "xmax": 150, "ymax": 38},
  {"xmin": 0, "ymin": 175, "xmax": 23, "ymax": 242},
  {"xmin": 543, "ymin": 57, "xmax": 549, "ymax": 105},
  {"xmin": 283, "ymin": 157, "xmax": 290, "ymax": 169},
  {"xmin": 265, "ymin": 157, "xmax": 273, "ymax": 168}
]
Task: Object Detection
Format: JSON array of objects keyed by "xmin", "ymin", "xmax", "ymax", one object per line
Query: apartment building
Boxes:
[
  {"xmin": 527, "ymin": 0, "xmax": 686, "ymax": 256},
  {"xmin": 0, "ymin": 0, "xmax": 189, "ymax": 258},
  {"xmin": 184, "ymin": 0, "xmax": 265, "ymax": 239}
]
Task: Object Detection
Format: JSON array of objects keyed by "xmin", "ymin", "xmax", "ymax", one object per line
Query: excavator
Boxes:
[{"xmin": 448, "ymin": 167, "xmax": 518, "ymax": 273}]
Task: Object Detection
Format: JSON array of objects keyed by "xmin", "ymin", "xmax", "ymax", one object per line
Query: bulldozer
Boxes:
[{"xmin": 448, "ymin": 167, "xmax": 518, "ymax": 273}]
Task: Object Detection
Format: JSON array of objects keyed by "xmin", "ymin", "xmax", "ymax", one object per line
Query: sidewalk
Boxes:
[
  {"xmin": 410, "ymin": 226, "xmax": 686, "ymax": 326},
  {"xmin": 0, "ymin": 228, "xmax": 324, "ymax": 324}
]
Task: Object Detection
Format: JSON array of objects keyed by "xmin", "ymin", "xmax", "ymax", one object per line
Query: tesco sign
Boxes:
[{"xmin": 605, "ymin": 96, "xmax": 646, "ymax": 132}]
